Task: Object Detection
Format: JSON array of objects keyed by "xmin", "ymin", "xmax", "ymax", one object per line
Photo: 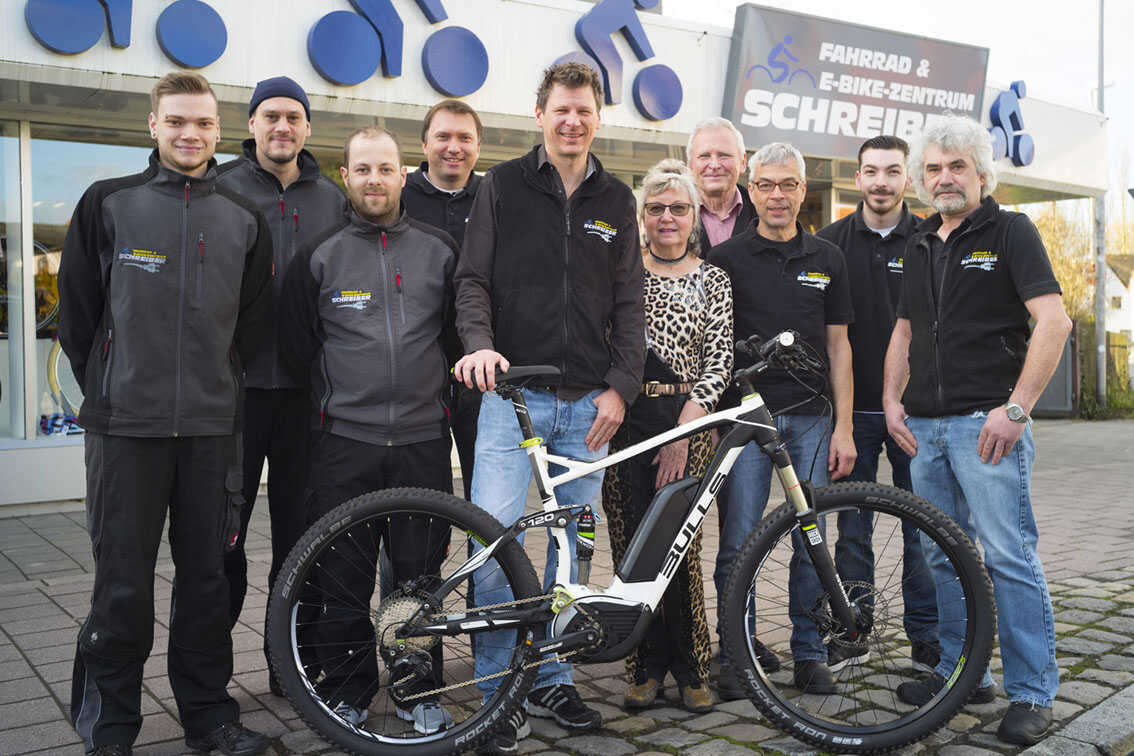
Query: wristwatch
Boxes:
[{"xmin": 1005, "ymin": 403, "xmax": 1029, "ymax": 423}]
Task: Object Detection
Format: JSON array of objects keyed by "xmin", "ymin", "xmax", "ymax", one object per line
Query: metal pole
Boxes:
[{"xmin": 1094, "ymin": 0, "xmax": 1107, "ymax": 406}]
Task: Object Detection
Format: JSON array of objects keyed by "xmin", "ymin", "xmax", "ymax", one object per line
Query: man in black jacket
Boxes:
[
  {"xmin": 59, "ymin": 72, "xmax": 271, "ymax": 756},
  {"xmin": 454, "ymin": 62, "xmax": 644, "ymax": 754},
  {"xmin": 402, "ymin": 99, "xmax": 483, "ymax": 499},
  {"xmin": 216, "ymin": 76, "xmax": 347, "ymax": 649},
  {"xmin": 815, "ymin": 136, "xmax": 939, "ymax": 677},
  {"xmin": 686, "ymin": 117, "xmax": 755, "ymax": 254},
  {"xmin": 883, "ymin": 116, "xmax": 1071, "ymax": 745},
  {"xmin": 279, "ymin": 126, "xmax": 457, "ymax": 736}
]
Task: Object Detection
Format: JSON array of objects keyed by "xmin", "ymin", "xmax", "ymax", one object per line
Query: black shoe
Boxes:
[
  {"xmin": 90, "ymin": 746, "xmax": 132, "ymax": 756},
  {"xmin": 716, "ymin": 664, "xmax": 747, "ymax": 701},
  {"xmin": 896, "ymin": 672, "xmax": 996, "ymax": 706},
  {"xmin": 827, "ymin": 636, "xmax": 870, "ymax": 673},
  {"xmin": 997, "ymin": 701, "xmax": 1053, "ymax": 745},
  {"xmin": 752, "ymin": 638, "xmax": 781, "ymax": 673},
  {"xmin": 910, "ymin": 641, "xmax": 940, "ymax": 675},
  {"xmin": 793, "ymin": 660, "xmax": 836, "ymax": 694},
  {"xmin": 476, "ymin": 708, "xmax": 530, "ymax": 755},
  {"xmin": 185, "ymin": 721, "xmax": 269, "ymax": 756},
  {"xmin": 527, "ymin": 684, "xmax": 601, "ymax": 731}
]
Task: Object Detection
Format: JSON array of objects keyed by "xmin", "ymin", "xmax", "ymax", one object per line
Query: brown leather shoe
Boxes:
[
  {"xmin": 680, "ymin": 683, "xmax": 714, "ymax": 713},
  {"xmin": 624, "ymin": 678, "xmax": 662, "ymax": 709}
]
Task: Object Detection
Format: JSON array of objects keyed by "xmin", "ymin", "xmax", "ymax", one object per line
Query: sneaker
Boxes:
[
  {"xmin": 476, "ymin": 708, "xmax": 530, "ymax": 755},
  {"xmin": 624, "ymin": 678, "xmax": 662, "ymax": 709},
  {"xmin": 680, "ymin": 683, "xmax": 714, "ymax": 713},
  {"xmin": 185, "ymin": 721, "xmax": 268, "ymax": 756},
  {"xmin": 90, "ymin": 746, "xmax": 132, "ymax": 756},
  {"xmin": 896, "ymin": 672, "xmax": 996, "ymax": 706},
  {"xmin": 910, "ymin": 641, "xmax": 941, "ymax": 675},
  {"xmin": 793, "ymin": 660, "xmax": 836, "ymax": 694},
  {"xmin": 527, "ymin": 684, "xmax": 601, "ymax": 730},
  {"xmin": 752, "ymin": 637, "xmax": 782, "ymax": 673},
  {"xmin": 997, "ymin": 701, "xmax": 1053, "ymax": 745},
  {"xmin": 716, "ymin": 664, "xmax": 746, "ymax": 701},
  {"xmin": 827, "ymin": 636, "xmax": 870, "ymax": 673},
  {"xmin": 331, "ymin": 701, "xmax": 369, "ymax": 727},
  {"xmin": 395, "ymin": 701, "xmax": 454, "ymax": 735}
]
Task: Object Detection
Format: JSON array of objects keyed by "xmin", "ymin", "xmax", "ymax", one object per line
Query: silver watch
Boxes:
[{"xmin": 1005, "ymin": 403, "xmax": 1029, "ymax": 423}]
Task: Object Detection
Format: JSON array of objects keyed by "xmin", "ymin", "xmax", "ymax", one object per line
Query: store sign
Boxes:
[
  {"xmin": 22, "ymin": 0, "xmax": 683, "ymax": 120},
  {"xmin": 722, "ymin": 4, "xmax": 988, "ymax": 159}
]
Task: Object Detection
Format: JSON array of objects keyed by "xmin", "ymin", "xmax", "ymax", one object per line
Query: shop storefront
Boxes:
[{"xmin": 0, "ymin": 0, "xmax": 1108, "ymax": 508}]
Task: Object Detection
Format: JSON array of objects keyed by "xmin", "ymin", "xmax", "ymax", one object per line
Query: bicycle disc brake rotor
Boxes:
[{"xmin": 375, "ymin": 595, "xmax": 438, "ymax": 656}]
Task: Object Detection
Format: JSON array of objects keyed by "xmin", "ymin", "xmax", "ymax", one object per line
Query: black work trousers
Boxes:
[
  {"xmin": 225, "ymin": 387, "xmax": 309, "ymax": 633},
  {"xmin": 306, "ymin": 432, "xmax": 453, "ymax": 708},
  {"xmin": 72, "ymin": 433, "xmax": 240, "ymax": 751}
]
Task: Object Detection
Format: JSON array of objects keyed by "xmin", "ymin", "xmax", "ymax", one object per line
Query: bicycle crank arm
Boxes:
[
  {"xmin": 407, "ymin": 606, "xmax": 555, "ymax": 637},
  {"xmin": 527, "ymin": 628, "xmax": 600, "ymax": 657}
]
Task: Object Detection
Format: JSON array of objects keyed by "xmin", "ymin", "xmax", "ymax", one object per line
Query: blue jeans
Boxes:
[
  {"xmin": 906, "ymin": 413, "xmax": 1058, "ymax": 707},
  {"xmin": 836, "ymin": 412, "xmax": 938, "ymax": 646},
  {"xmin": 471, "ymin": 388, "xmax": 606, "ymax": 698},
  {"xmin": 714, "ymin": 414, "xmax": 829, "ymax": 663}
]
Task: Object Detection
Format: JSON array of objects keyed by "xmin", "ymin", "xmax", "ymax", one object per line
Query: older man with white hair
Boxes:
[
  {"xmin": 708, "ymin": 142, "xmax": 856, "ymax": 699},
  {"xmin": 883, "ymin": 115, "xmax": 1070, "ymax": 745},
  {"xmin": 686, "ymin": 117, "xmax": 755, "ymax": 254}
]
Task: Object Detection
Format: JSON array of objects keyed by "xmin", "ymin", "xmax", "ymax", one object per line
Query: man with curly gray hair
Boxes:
[{"xmin": 883, "ymin": 115, "xmax": 1071, "ymax": 745}]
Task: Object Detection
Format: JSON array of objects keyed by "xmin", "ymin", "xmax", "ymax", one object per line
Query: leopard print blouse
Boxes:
[{"xmin": 643, "ymin": 262, "xmax": 733, "ymax": 413}]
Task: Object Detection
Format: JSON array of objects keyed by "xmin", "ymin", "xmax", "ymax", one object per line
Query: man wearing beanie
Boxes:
[{"xmin": 216, "ymin": 76, "xmax": 347, "ymax": 692}]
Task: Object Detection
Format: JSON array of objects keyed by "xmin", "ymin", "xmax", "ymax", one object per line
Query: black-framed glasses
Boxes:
[
  {"xmin": 750, "ymin": 179, "xmax": 801, "ymax": 194},
  {"xmin": 644, "ymin": 202, "xmax": 693, "ymax": 217}
]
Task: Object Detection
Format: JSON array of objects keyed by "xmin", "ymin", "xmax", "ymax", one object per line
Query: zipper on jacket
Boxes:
[
  {"xmin": 101, "ymin": 329, "xmax": 113, "ymax": 399},
  {"xmin": 395, "ymin": 266, "xmax": 406, "ymax": 324},
  {"xmin": 318, "ymin": 351, "xmax": 333, "ymax": 426},
  {"xmin": 380, "ymin": 231, "xmax": 398, "ymax": 435},
  {"xmin": 293, "ymin": 208, "xmax": 300, "ymax": 232},
  {"xmin": 561, "ymin": 191, "xmax": 570, "ymax": 381},
  {"xmin": 196, "ymin": 233, "xmax": 206, "ymax": 298},
  {"xmin": 273, "ymin": 195, "xmax": 286, "ymax": 388},
  {"xmin": 173, "ymin": 180, "xmax": 190, "ymax": 436}
]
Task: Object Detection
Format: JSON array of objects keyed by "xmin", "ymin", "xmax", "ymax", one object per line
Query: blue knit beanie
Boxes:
[{"xmin": 249, "ymin": 76, "xmax": 311, "ymax": 120}]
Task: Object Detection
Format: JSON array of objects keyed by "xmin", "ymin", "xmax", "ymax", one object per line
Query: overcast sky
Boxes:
[{"xmin": 663, "ymin": 0, "xmax": 1134, "ymax": 216}]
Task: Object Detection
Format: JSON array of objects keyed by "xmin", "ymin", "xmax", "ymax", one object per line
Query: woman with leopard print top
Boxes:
[{"xmin": 601, "ymin": 159, "xmax": 733, "ymax": 713}]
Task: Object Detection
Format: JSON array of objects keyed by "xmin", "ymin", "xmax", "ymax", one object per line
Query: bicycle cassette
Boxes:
[{"xmin": 375, "ymin": 595, "xmax": 439, "ymax": 656}]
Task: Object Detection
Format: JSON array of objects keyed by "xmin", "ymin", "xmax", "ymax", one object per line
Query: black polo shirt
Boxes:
[
  {"xmin": 816, "ymin": 203, "xmax": 917, "ymax": 411},
  {"xmin": 709, "ymin": 221, "xmax": 854, "ymax": 415},
  {"xmin": 402, "ymin": 162, "xmax": 482, "ymax": 247}
]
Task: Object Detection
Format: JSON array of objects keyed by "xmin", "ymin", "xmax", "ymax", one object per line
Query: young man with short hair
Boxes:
[
  {"xmin": 59, "ymin": 71, "xmax": 272, "ymax": 756},
  {"xmin": 455, "ymin": 62, "xmax": 644, "ymax": 754},
  {"xmin": 216, "ymin": 77, "xmax": 347, "ymax": 667},
  {"xmin": 816, "ymin": 135, "xmax": 940, "ymax": 677}
]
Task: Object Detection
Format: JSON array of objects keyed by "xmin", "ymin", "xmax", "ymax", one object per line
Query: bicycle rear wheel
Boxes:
[
  {"xmin": 267, "ymin": 487, "xmax": 544, "ymax": 756},
  {"xmin": 722, "ymin": 482, "xmax": 995, "ymax": 753}
]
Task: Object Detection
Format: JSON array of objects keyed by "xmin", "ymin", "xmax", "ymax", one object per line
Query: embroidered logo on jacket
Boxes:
[
  {"xmin": 583, "ymin": 219, "xmax": 617, "ymax": 243},
  {"xmin": 118, "ymin": 248, "xmax": 167, "ymax": 274},
  {"xmin": 887, "ymin": 256, "xmax": 904, "ymax": 273},
  {"xmin": 960, "ymin": 251, "xmax": 998, "ymax": 271},
  {"xmin": 331, "ymin": 290, "xmax": 372, "ymax": 310},
  {"xmin": 797, "ymin": 271, "xmax": 831, "ymax": 290}
]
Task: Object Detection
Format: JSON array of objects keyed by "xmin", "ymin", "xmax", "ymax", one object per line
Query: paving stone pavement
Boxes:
[{"xmin": 1, "ymin": 419, "xmax": 1132, "ymax": 755}]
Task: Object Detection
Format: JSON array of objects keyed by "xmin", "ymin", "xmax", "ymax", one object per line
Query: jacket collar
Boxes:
[
  {"xmin": 520, "ymin": 144, "xmax": 603, "ymax": 196},
  {"xmin": 239, "ymin": 138, "xmax": 322, "ymax": 190},
  {"xmin": 407, "ymin": 162, "xmax": 482, "ymax": 197},
  {"xmin": 915, "ymin": 195, "xmax": 999, "ymax": 243},
  {"xmin": 147, "ymin": 149, "xmax": 217, "ymax": 198},
  {"xmin": 347, "ymin": 204, "xmax": 410, "ymax": 236},
  {"xmin": 749, "ymin": 221, "xmax": 817, "ymax": 259},
  {"xmin": 851, "ymin": 201, "xmax": 917, "ymax": 238}
]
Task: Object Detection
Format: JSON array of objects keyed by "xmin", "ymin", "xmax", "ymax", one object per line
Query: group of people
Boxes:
[{"xmin": 58, "ymin": 60, "xmax": 1070, "ymax": 756}]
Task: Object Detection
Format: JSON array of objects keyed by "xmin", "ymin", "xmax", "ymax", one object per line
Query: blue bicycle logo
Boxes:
[{"xmin": 746, "ymin": 34, "xmax": 816, "ymax": 88}]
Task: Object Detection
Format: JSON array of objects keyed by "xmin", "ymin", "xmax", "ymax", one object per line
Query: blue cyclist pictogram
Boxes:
[
  {"xmin": 306, "ymin": 0, "xmax": 489, "ymax": 97},
  {"xmin": 746, "ymin": 34, "xmax": 816, "ymax": 87},
  {"xmin": 554, "ymin": 0, "xmax": 683, "ymax": 121},
  {"xmin": 988, "ymin": 80, "xmax": 1034, "ymax": 167}
]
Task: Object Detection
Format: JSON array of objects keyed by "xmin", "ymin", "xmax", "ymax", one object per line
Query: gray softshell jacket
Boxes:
[{"xmin": 279, "ymin": 208, "xmax": 458, "ymax": 446}]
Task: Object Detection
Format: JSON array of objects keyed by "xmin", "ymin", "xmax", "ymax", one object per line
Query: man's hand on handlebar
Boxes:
[{"xmin": 455, "ymin": 349, "xmax": 510, "ymax": 392}]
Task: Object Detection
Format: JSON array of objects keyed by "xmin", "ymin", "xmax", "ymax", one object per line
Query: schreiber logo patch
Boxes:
[
  {"xmin": 583, "ymin": 219, "xmax": 617, "ymax": 243},
  {"xmin": 961, "ymin": 251, "xmax": 998, "ymax": 271},
  {"xmin": 797, "ymin": 271, "xmax": 831, "ymax": 290},
  {"xmin": 332, "ymin": 290, "xmax": 372, "ymax": 310},
  {"xmin": 119, "ymin": 248, "xmax": 167, "ymax": 274}
]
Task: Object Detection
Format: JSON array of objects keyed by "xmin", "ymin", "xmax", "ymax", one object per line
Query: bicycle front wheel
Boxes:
[
  {"xmin": 722, "ymin": 482, "xmax": 995, "ymax": 753},
  {"xmin": 267, "ymin": 487, "xmax": 544, "ymax": 756}
]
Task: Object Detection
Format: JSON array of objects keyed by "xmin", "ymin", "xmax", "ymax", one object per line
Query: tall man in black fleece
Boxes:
[
  {"xmin": 59, "ymin": 72, "xmax": 272, "ymax": 756},
  {"xmin": 402, "ymin": 99, "xmax": 484, "ymax": 498},
  {"xmin": 216, "ymin": 76, "xmax": 347, "ymax": 650},
  {"xmin": 279, "ymin": 126, "xmax": 458, "ymax": 736},
  {"xmin": 454, "ymin": 62, "xmax": 644, "ymax": 755}
]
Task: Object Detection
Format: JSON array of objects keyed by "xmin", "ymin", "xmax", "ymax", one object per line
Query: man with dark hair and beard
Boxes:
[
  {"xmin": 216, "ymin": 77, "xmax": 346, "ymax": 672},
  {"xmin": 816, "ymin": 135, "xmax": 940, "ymax": 679}
]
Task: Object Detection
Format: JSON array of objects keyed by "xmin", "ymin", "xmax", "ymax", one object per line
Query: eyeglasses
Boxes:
[
  {"xmin": 750, "ymin": 179, "xmax": 801, "ymax": 194},
  {"xmin": 644, "ymin": 202, "xmax": 693, "ymax": 217}
]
